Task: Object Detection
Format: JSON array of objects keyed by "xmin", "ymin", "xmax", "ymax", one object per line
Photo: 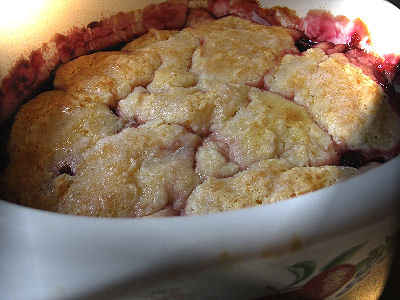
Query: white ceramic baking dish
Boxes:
[{"xmin": 0, "ymin": 1, "xmax": 399, "ymax": 299}]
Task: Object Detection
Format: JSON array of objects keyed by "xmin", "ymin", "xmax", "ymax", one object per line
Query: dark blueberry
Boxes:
[{"xmin": 295, "ymin": 38, "xmax": 317, "ymax": 52}]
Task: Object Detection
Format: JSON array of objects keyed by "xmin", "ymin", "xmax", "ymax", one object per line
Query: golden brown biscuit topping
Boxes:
[{"xmin": 1, "ymin": 15, "xmax": 399, "ymax": 217}]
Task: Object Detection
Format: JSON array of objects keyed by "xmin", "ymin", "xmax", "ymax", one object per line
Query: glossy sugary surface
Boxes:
[{"xmin": 1, "ymin": 16, "xmax": 400, "ymax": 217}]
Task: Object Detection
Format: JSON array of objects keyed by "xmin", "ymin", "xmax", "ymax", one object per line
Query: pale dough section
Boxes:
[
  {"xmin": 185, "ymin": 159, "xmax": 358, "ymax": 215},
  {"xmin": 212, "ymin": 89, "xmax": 339, "ymax": 168},
  {"xmin": 265, "ymin": 48, "xmax": 400, "ymax": 152}
]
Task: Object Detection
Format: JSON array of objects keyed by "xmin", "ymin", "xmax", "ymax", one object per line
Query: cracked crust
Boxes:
[
  {"xmin": 264, "ymin": 48, "xmax": 400, "ymax": 153},
  {"xmin": 184, "ymin": 159, "xmax": 359, "ymax": 215},
  {"xmin": 188, "ymin": 16, "xmax": 300, "ymax": 86},
  {"xmin": 57, "ymin": 121, "xmax": 201, "ymax": 217},
  {"xmin": 3, "ymin": 15, "xmax": 400, "ymax": 217},
  {"xmin": 53, "ymin": 49, "xmax": 162, "ymax": 107},
  {"xmin": 212, "ymin": 89, "xmax": 339, "ymax": 169},
  {"xmin": 0, "ymin": 91, "xmax": 123, "ymax": 211}
]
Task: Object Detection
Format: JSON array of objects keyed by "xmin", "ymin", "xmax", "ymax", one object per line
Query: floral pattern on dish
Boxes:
[{"xmin": 257, "ymin": 231, "xmax": 397, "ymax": 299}]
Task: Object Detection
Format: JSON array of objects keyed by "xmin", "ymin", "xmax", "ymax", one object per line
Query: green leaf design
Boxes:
[
  {"xmin": 287, "ymin": 260, "xmax": 316, "ymax": 286},
  {"xmin": 355, "ymin": 257, "xmax": 372, "ymax": 273},
  {"xmin": 320, "ymin": 241, "xmax": 367, "ymax": 272},
  {"xmin": 355, "ymin": 245, "xmax": 385, "ymax": 273},
  {"xmin": 369, "ymin": 245, "xmax": 385, "ymax": 259}
]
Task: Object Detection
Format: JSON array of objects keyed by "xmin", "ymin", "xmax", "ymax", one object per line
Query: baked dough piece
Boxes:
[
  {"xmin": 118, "ymin": 82, "xmax": 250, "ymax": 136},
  {"xmin": 53, "ymin": 49, "xmax": 162, "ymax": 107},
  {"xmin": 57, "ymin": 121, "xmax": 201, "ymax": 217},
  {"xmin": 188, "ymin": 16, "xmax": 300, "ymax": 86},
  {"xmin": 184, "ymin": 159, "xmax": 359, "ymax": 215},
  {"xmin": 211, "ymin": 89, "xmax": 338, "ymax": 169},
  {"xmin": 143, "ymin": 30, "xmax": 201, "ymax": 92},
  {"xmin": 0, "ymin": 91, "xmax": 123, "ymax": 211},
  {"xmin": 265, "ymin": 48, "xmax": 400, "ymax": 152}
]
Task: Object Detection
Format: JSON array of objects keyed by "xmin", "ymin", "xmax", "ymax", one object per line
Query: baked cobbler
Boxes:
[{"xmin": 1, "ymin": 6, "xmax": 399, "ymax": 217}]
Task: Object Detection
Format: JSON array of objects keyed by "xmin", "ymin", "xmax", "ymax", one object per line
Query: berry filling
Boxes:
[{"xmin": 0, "ymin": 1, "xmax": 399, "ymax": 217}]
